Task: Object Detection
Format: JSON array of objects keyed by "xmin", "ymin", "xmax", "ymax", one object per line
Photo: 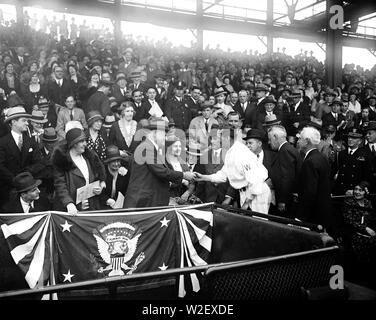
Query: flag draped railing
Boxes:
[{"xmin": 0, "ymin": 203, "xmax": 213, "ymax": 298}]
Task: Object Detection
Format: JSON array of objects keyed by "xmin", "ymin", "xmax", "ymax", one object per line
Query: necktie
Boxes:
[
  {"xmin": 70, "ymin": 109, "xmax": 73, "ymax": 120},
  {"xmin": 372, "ymin": 145, "xmax": 376, "ymax": 154},
  {"xmin": 58, "ymin": 80, "xmax": 62, "ymax": 87},
  {"xmin": 28, "ymin": 203, "xmax": 34, "ymax": 213},
  {"xmin": 17, "ymin": 135, "xmax": 23, "ymax": 151},
  {"xmin": 241, "ymin": 103, "xmax": 244, "ymax": 111},
  {"xmin": 205, "ymin": 120, "xmax": 209, "ymax": 132},
  {"xmin": 349, "ymin": 149, "xmax": 353, "ymax": 156},
  {"xmin": 257, "ymin": 153, "xmax": 260, "ymax": 159}
]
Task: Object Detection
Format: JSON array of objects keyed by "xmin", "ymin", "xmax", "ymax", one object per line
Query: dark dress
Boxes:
[{"xmin": 342, "ymin": 198, "xmax": 376, "ymax": 264}]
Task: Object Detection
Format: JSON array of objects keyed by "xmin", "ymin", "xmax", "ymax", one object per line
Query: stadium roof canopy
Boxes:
[{"xmin": 7, "ymin": 0, "xmax": 376, "ymax": 49}]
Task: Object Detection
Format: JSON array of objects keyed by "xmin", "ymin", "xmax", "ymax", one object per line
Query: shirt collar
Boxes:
[
  {"xmin": 304, "ymin": 148, "xmax": 316, "ymax": 160},
  {"xmin": 20, "ymin": 197, "xmax": 34, "ymax": 212},
  {"xmin": 278, "ymin": 141, "xmax": 288, "ymax": 151}
]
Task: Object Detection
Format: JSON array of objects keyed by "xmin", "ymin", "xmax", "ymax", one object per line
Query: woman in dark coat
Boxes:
[
  {"xmin": 165, "ymin": 135, "xmax": 200, "ymax": 205},
  {"xmin": 85, "ymin": 110, "xmax": 108, "ymax": 162},
  {"xmin": 342, "ymin": 181, "xmax": 376, "ymax": 265},
  {"xmin": 109, "ymin": 101, "xmax": 139, "ymax": 158},
  {"xmin": 101, "ymin": 145, "xmax": 130, "ymax": 209},
  {"xmin": 52, "ymin": 128, "xmax": 106, "ymax": 214},
  {"xmin": 0, "ymin": 62, "xmax": 21, "ymax": 96}
]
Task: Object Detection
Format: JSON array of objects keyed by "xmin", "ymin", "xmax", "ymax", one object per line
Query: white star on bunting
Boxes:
[
  {"xmin": 158, "ymin": 263, "xmax": 168, "ymax": 271},
  {"xmin": 159, "ymin": 217, "xmax": 170, "ymax": 228},
  {"xmin": 62, "ymin": 270, "xmax": 74, "ymax": 282},
  {"xmin": 60, "ymin": 221, "xmax": 73, "ymax": 232}
]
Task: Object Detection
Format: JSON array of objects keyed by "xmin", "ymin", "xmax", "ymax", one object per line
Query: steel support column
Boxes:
[
  {"xmin": 15, "ymin": 0, "xmax": 24, "ymax": 28},
  {"xmin": 325, "ymin": 0, "xmax": 343, "ymax": 88},
  {"xmin": 197, "ymin": 0, "xmax": 204, "ymax": 53},
  {"xmin": 114, "ymin": 0, "xmax": 122, "ymax": 44},
  {"xmin": 267, "ymin": 0, "xmax": 274, "ymax": 54}
]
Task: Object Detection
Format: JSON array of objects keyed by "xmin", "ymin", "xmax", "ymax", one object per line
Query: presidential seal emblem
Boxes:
[{"xmin": 93, "ymin": 222, "xmax": 145, "ymax": 276}]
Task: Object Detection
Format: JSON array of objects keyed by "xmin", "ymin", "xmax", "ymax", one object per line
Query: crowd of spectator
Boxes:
[{"xmin": 1, "ymin": 11, "xmax": 376, "ymax": 288}]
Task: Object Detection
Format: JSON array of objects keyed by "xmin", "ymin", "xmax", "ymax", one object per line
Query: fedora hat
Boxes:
[
  {"xmin": 365, "ymin": 121, "xmax": 376, "ymax": 132},
  {"xmin": 41, "ymin": 127, "xmax": 58, "ymax": 142},
  {"xmin": 290, "ymin": 89, "xmax": 302, "ymax": 98},
  {"xmin": 175, "ymin": 81, "xmax": 186, "ymax": 90},
  {"xmin": 103, "ymin": 114, "xmax": 116, "ymax": 128},
  {"xmin": 214, "ymin": 87, "xmax": 227, "ymax": 97},
  {"xmin": 129, "ymin": 71, "xmax": 141, "ymax": 79},
  {"xmin": 165, "ymin": 134, "xmax": 180, "ymax": 148},
  {"xmin": 330, "ymin": 98, "xmax": 343, "ymax": 107},
  {"xmin": 243, "ymin": 129, "xmax": 266, "ymax": 141},
  {"xmin": 200, "ymin": 100, "xmax": 214, "ymax": 110},
  {"xmin": 31, "ymin": 110, "xmax": 48, "ymax": 124},
  {"xmin": 254, "ymin": 83, "xmax": 270, "ymax": 92},
  {"xmin": 263, "ymin": 114, "xmax": 281, "ymax": 127},
  {"xmin": 66, "ymin": 128, "xmax": 87, "ymax": 149},
  {"xmin": 263, "ymin": 95, "xmax": 277, "ymax": 105},
  {"xmin": 366, "ymin": 95, "xmax": 376, "ymax": 102},
  {"xmin": 87, "ymin": 111, "xmax": 104, "ymax": 127},
  {"xmin": 5, "ymin": 106, "xmax": 31, "ymax": 123},
  {"xmin": 324, "ymin": 124, "xmax": 336, "ymax": 133},
  {"xmin": 6, "ymin": 94, "xmax": 25, "ymax": 109},
  {"xmin": 104, "ymin": 145, "xmax": 123, "ymax": 164},
  {"xmin": 154, "ymin": 73, "xmax": 166, "ymax": 80},
  {"xmin": 147, "ymin": 118, "xmax": 169, "ymax": 132},
  {"xmin": 186, "ymin": 144, "xmax": 204, "ymax": 157},
  {"xmin": 13, "ymin": 172, "xmax": 42, "ymax": 193}
]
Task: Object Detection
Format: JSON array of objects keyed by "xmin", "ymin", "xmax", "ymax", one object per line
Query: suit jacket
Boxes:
[
  {"xmin": 118, "ymin": 61, "xmax": 137, "ymax": 77},
  {"xmin": 189, "ymin": 116, "xmax": 218, "ymax": 152},
  {"xmin": 362, "ymin": 144, "xmax": 376, "ymax": 191},
  {"xmin": 288, "ymin": 101, "xmax": 311, "ymax": 135},
  {"xmin": 112, "ymin": 84, "xmax": 128, "ymax": 104},
  {"xmin": 254, "ymin": 110, "xmax": 283, "ymax": 130},
  {"xmin": 185, "ymin": 96, "xmax": 200, "ymax": 119},
  {"xmin": 108, "ymin": 121, "xmax": 140, "ymax": 155},
  {"xmin": 87, "ymin": 91, "xmax": 110, "ymax": 117},
  {"xmin": 165, "ymin": 97, "xmax": 192, "ymax": 131},
  {"xmin": 1, "ymin": 195, "xmax": 51, "ymax": 213},
  {"xmin": 56, "ymin": 107, "xmax": 88, "ymax": 140},
  {"xmin": 0, "ymin": 132, "xmax": 43, "ymax": 203},
  {"xmin": 133, "ymin": 100, "xmax": 157, "ymax": 122},
  {"xmin": 46, "ymin": 78, "xmax": 73, "ymax": 107},
  {"xmin": 102, "ymin": 166, "xmax": 130, "ymax": 207},
  {"xmin": 123, "ymin": 139, "xmax": 183, "ymax": 208},
  {"xmin": 155, "ymin": 86, "xmax": 167, "ymax": 112},
  {"xmin": 129, "ymin": 82, "xmax": 147, "ymax": 95},
  {"xmin": 233, "ymin": 101, "xmax": 256, "ymax": 127},
  {"xmin": 296, "ymin": 149, "xmax": 333, "ymax": 228},
  {"xmin": 333, "ymin": 147, "xmax": 373, "ymax": 195},
  {"xmin": 322, "ymin": 112, "xmax": 345, "ymax": 128},
  {"xmin": 269, "ymin": 142, "xmax": 302, "ymax": 205}
]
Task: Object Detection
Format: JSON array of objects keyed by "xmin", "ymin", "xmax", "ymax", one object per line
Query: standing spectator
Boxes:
[
  {"xmin": 233, "ymin": 89, "xmax": 254, "ymax": 128},
  {"xmin": 254, "ymin": 95, "xmax": 282, "ymax": 130},
  {"xmin": 268, "ymin": 125, "xmax": 302, "ymax": 217},
  {"xmin": 296, "ymin": 126, "xmax": 333, "ymax": 229},
  {"xmin": 185, "ymin": 86, "xmax": 201, "ymax": 119},
  {"xmin": 118, "ymin": 48, "xmax": 137, "ymax": 77},
  {"xmin": 109, "ymin": 101, "xmax": 139, "ymax": 157},
  {"xmin": 21, "ymin": 73, "xmax": 47, "ymax": 113},
  {"xmin": 56, "ymin": 95, "xmax": 87, "ymax": 140},
  {"xmin": 348, "ymin": 93, "xmax": 361, "ymax": 114},
  {"xmin": 52, "ymin": 128, "xmax": 106, "ymax": 214},
  {"xmin": 70, "ymin": 17, "xmax": 78, "ymax": 41},
  {"xmin": 102, "ymin": 145, "xmax": 130, "ymax": 209},
  {"xmin": 333, "ymin": 129, "xmax": 372, "ymax": 196},
  {"xmin": 367, "ymin": 95, "xmax": 376, "ymax": 121},
  {"xmin": 87, "ymin": 80, "xmax": 112, "ymax": 117},
  {"xmin": 59, "ymin": 14, "xmax": 68, "ymax": 39},
  {"xmin": 188, "ymin": 101, "xmax": 218, "ymax": 153},
  {"xmin": 86, "ymin": 111, "xmax": 108, "ymax": 162},
  {"xmin": 37, "ymin": 96, "xmax": 57, "ymax": 128},
  {"xmin": 1, "ymin": 172, "xmax": 51, "ymax": 213},
  {"xmin": 112, "ymin": 75, "xmax": 128, "ymax": 104},
  {"xmin": 0, "ymin": 105, "xmax": 42, "ymax": 204},
  {"xmin": 165, "ymin": 82, "xmax": 192, "ymax": 132},
  {"xmin": 123, "ymin": 119, "xmax": 194, "ymax": 208},
  {"xmin": 288, "ymin": 89, "xmax": 311, "ymax": 139},
  {"xmin": 67, "ymin": 64, "xmax": 87, "ymax": 102},
  {"xmin": 46, "ymin": 65, "xmax": 73, "ymax": 110},
  {"xmin": 0, "ymin": 62, "xmax": 20, "ymax": 95},
  {"xmin": 28, "ymin": 110, "xmax": 47, "ymax": 147}
]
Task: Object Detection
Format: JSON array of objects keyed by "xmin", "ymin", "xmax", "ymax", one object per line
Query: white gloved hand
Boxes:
[{"xmin": 67, "ymin": 203, "xmax": 78, "ymax": 216}]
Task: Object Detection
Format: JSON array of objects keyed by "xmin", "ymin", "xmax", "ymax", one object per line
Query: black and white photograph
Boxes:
[{"xmin": 0, "ymin": 0, "xmax": 375, "ymax": 309}]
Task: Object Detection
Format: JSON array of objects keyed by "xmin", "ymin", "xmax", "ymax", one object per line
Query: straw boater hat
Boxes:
[
  {"xmin": 147, "ymin": 118, "xmax": 169, "ymax": 132},
  {"xmin": 30, "ymin": 110, "xmax": 48, "ymax": 124},
  {"xmin": 262, "ymin": 114, "xmax": 281, "ymax": 127},
  {"xmin": 254, "ymin": 83, "xmax": 270, "ymax": 92},
  {"xmin": 214, "ymin": 87, "xmax": 227, "ymax": 97},
  {"xmin": 103, "ymin": 114, "xmax": 116, "ymax": 129},
  {"xmin": 5, "ymin": 106, "xmax": 31, "ymax": 123}
]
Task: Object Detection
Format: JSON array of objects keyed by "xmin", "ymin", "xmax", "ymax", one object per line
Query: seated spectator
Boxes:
[
  {"xmin": 1, "ymin": 171, "xmax": 51, "ymax": 213},
  {"xmin": 21, "ymin": 73, "xmax": 47, "ymax": 113},
  {"xmin": 0, "ymin": 62, "xmax": 20, "ymax": 96}
]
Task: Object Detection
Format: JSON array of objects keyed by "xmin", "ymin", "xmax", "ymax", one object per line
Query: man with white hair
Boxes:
[
  {"xmin": 268, "ymin": 125, "xmax": 302, "ymax": 217},
  {"xmin": 296, "ymin": 126, "xmax": 333, "ymax": 230}
]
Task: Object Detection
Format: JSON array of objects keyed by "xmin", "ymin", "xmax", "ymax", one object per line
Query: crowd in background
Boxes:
[{"xmin": 0, "ymin": 11, "xmax": 376, "ymax": 288}]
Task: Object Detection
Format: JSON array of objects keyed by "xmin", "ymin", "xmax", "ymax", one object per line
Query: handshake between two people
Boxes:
[{"xmin": 182, "ymin": 172, "xmax": 209, "ymax": 182}]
